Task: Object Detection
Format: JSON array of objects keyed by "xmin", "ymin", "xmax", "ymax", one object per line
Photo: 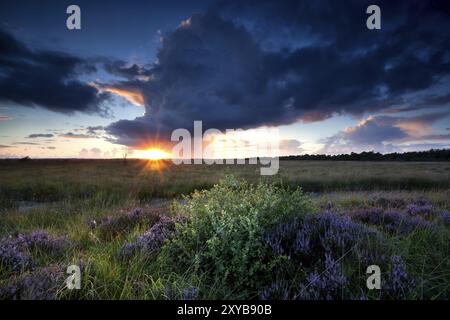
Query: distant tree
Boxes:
[{"xmin": 280, "ymin": 149, "xmax": 450, "ymax": 161}]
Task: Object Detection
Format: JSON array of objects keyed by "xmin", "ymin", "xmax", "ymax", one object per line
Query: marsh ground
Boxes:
[{"xmin": 0, "ymin": 160, "xmax": 449, "ymax": 299}]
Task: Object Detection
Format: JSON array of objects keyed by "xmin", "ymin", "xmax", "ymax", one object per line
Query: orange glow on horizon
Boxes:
[{"xmin": 140, "ymin": 148, "xmax": 171, "ymax": 160}]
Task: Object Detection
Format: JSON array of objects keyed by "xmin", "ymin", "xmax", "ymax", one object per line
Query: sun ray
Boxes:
[{"xmin": 140, "ymin": 148, "xmax": 171, "ymax": 160}]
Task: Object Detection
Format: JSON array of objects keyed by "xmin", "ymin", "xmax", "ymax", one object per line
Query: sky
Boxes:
[{"xmin": 0, "ymin": 0, "xmax": 449, "ymax": 159}]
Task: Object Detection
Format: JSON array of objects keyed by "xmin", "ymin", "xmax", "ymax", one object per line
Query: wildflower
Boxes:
[
  {"xmin": 90, "ymin": 208, "xmax": 162, "ymax": 239},
  {"xmin": 437, "ymin": 211, "xmax": 450, "ymax": 227},
  {"xmin": 0, "ymin": 231, "xmax": 70, "ymax": 272},
  {"xmin": 24, "ymin": 231, "xmax": 70, "ymax": 254},
  {"xmin": 315, "ymin": 212, "xmax": 373, "ymax": 254},
  {"xmin": 297, "ymin": 254, "xmax": 347, "ymax": 300},
  {"xmin": 181, "ymin": 286, "xmax": 199, "ymax": 300},
  {"xmin": 348, "ymin": 209, "xmax": 436, "ymax": 235},
  {"xmin": 0, "ymin": 237, "xmax": 33, "ymax": 272},
  {"xmin": 263, "ymin": 212, "xmax": 380, "ymax": 299},
  {"xmin": 259, "ymin": 280, "xmax": 290, "ymax": 300},
  {"xmin": 0, "ymin": 265, "xmax": 65, "ymax": 300},
  {"xmin": 406, "ymin": 199, "xmax": 434, "ymax": 218},
  {"xmin": 263, "ymin": 219, "xmax": 300, "ymax": 256},
  {"xmin": 370, "ymin": 196, "xmax": 406, "ymax": 209},
  {"xmin": 119, "ymin": 216, "xmax": 185, "ymax": 258},
  {"xmin": 385, "ymin": 255, "xmax": 416, "ymax": 299}
]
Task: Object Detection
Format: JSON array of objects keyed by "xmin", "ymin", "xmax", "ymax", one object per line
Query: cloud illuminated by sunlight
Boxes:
[{"xmin": 89, "ymin": 83, "xmax": 145, "ymax": 106}]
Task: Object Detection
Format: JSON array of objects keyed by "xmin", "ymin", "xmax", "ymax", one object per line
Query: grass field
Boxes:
[
  {"xmin": 0, "ymin": 160, "xmax": 449, "ymax": 299},
  {"xmin": 1, "ymin": 159, "xmax": 449, "ymax": 202}
]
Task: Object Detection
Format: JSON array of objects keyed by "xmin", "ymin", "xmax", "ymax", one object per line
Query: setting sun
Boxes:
[{"xmin": 141, "ymin": 148, "xmax": 171, "ymax": 160}]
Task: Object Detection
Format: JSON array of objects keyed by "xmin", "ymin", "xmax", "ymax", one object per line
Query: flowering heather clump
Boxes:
[
  {"xmin": 297, "ymin": 254, "xmax": 347, "ymax": 300},
  {"xmin": 89, "ymin": 208, "xmax": 162, "ymax": 239},
  {"xmin": 119, "ymin": 216, "xmax": 185, "ymax": 258},
  {"xmin": 264, "ymin": 212, "xmax": 380, "ymax": 265},
  {"xmin": 262, "ymin": 212, "xmax": 422, "ymax": 300},
  {"xmin": 437, "ymin": 211, "xmax": 450, "ymax": 227},
  {"xmin": 23, "ymin": 231, "xmax": 70, "ymax": 254},
  {"xmin": 385, "ymin": 255, "xmax": 416, "ymax": 299},
  {"xmin": 259, "ymin": 280, "xmax": 290, "ymax": 300},
  {"xmin": 0, "ymin": 236, "xmax": 33, "ymax": 272},
  {"xmin": 0, "ymin": 231, "xmax": 70, "ymax": 272},
  {"xmin": 314, "ymin": 212, "xmax": 377, "ymax": 254},
  {"xmin": 0, "ymin": 265, "xmax": 65, "ymax": 300},
  {"xmin": 405, "ymin": 199, "xmax": 435, "ymax": 219},
  {"xmin": 181, "ymin": 286, "xmax": 199, "ymax": 300},
  {"xmin": 370, "ymin": 196, "xmax": 406, "ymax": 209},
  {"xmin": 259, "ymin": 254, "xmax": 348, "ymax": 300},
  {"xmin": 263, "ymin": 218, "xmax": 301, "ymax": 256},
  {"xmin": 348, "ymin": 209, "xmax": 436, "ymax": 235},
  {"xmin": 161, "ymin": 284, "xmax": 199, "ymax": 300},
  {"xmin": 262, "ymin": 212, "xmax": 382, "ymax": 299}
]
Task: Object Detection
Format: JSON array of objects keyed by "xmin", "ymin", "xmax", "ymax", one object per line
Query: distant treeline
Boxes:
[{"xmin": 280, "ymin": 149, "xmax": 450, "ymax": 161}]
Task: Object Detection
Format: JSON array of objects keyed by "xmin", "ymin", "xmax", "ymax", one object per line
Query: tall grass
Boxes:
[{"xmin": 1, "ymin": 160, "xmax": 449, "ymax": 208}]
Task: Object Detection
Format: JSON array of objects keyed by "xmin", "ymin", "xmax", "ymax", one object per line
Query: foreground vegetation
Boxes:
[{"xmin": 0, "ymin": 160, "xmax": 449, "ymax": 299}]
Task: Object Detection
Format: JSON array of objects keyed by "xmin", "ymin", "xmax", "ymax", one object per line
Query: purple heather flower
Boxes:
[
  {"xmin": 24, "ymin": 231, "xmax": 70, "ymax": 254},
  {"xmin": 293, "ymin": 223, "xmax": 311, "ymax": 255},
  {"xmin": 0, "ymin": 265, "xmax": 65, "ymax": 300},
  {"xmin": 371, "ymin": 196, "xmax": 406, "ymax": 209},
  {"xmin": 297, "ymin": 254, "xmax": 347, "ymax": 300},
  {"xmin": 127, "ymin": 208, "xmax": 143, "ymax": 220},
  {"xmin": 259, "ymin": 280, "xmax": 290, "ymax": 300},
  {"xmin": 181, "ymin": 286, "xmax": 199, "ymax": 300},
  {"xmin": 0, "ymin": 238, "xmax": 33, "ymax": 272},
  {"xmin": 261, "ymin": 211, "xmax": 388, "ymax": 299},
  {"xmin": 263, "ymin": 220, "xmax": 295, "ymax": 255},
  {"xmin": 90, "ymin": 208, "xmax": 165, "ymax": 239},
  {"xmin": 385, "ymin": 255, "xmax": 416, "ymax": 299},
  {"xmin": 406, "ymin": 199, "xmax": 434, "ymax": 218},
  {"xmin": 348, "ymin": 209, "xmax": 436, "ymax": 235},
  {"xmin": 119, "ymin": 216, "xmax": 185, "ymax": 258},
  {"xmin": 437, "ymin": 211, "xmax": 450, "ymax": 227},
  {"xmin": 0, "ymin": 231, "xmax": 70, "ymax": 273},
  {"xmin": 264, "ymin": 212, "xmax": 381, "ymax": 265}
]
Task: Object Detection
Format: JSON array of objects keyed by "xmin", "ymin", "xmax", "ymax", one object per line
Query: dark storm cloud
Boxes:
[
  {"xmin": 105, "ymin": 0, "xmax": 450, "ymax": 147},
  {"xmin": 27, "ymin": 134, "xmax": 54, "ymax": 138},
  {"xmin": 103, "ymin": 60, "xmax": 152, "ymax": 80},
  {"xmin": 86, "ymin": 126, "xmax": 104, "ymax": 134},
  {"xmin": 415, "ymin": 93, "xmax": 450, "ymax": 108},
  {"xmin": 106, "ymin": 116, "xmax": 170, "ymax": 147},
  {"xmin": 0, "ymin": 28, "xmax": 110, "ymax": 115}
]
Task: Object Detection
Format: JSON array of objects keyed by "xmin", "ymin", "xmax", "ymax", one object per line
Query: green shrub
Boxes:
[{"xmin": 158, "ymin": 175, "xmax": 313, "ymax": 296}]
